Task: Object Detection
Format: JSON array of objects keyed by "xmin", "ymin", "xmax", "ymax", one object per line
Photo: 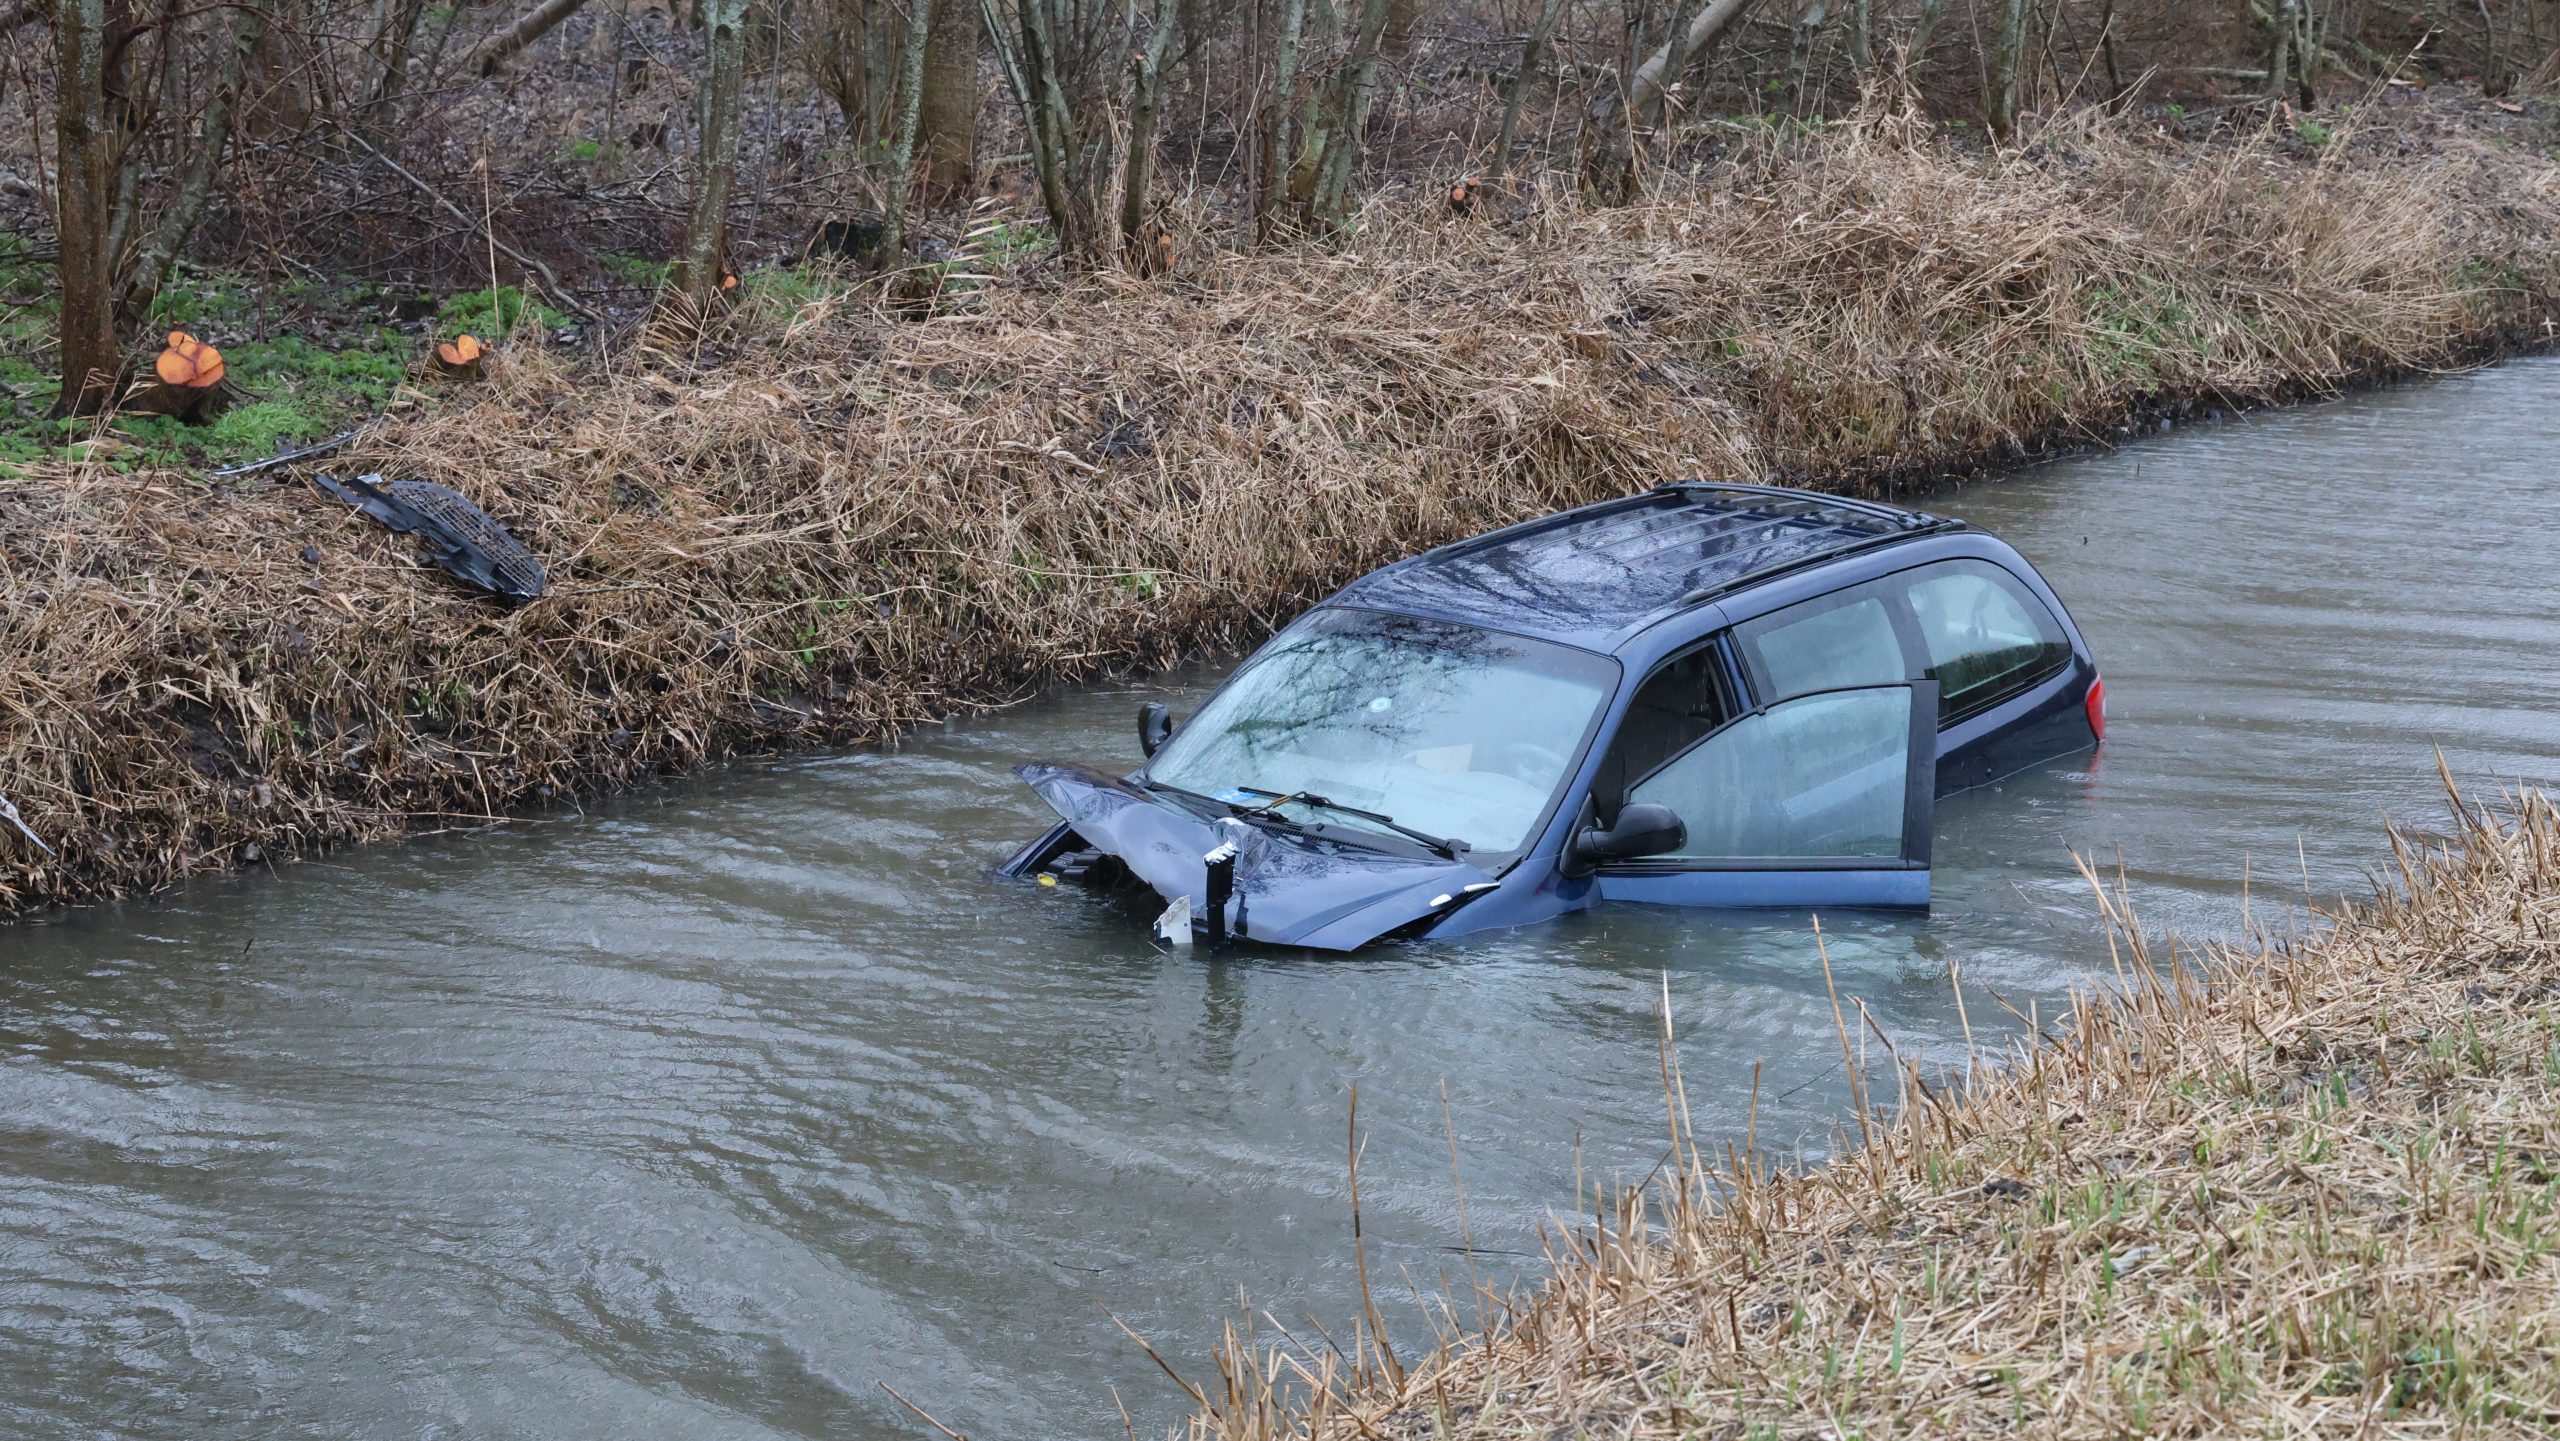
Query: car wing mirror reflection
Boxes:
[{"xmin": 1138, "ymin": 701, "xmax": 1174, "ymax": 758}]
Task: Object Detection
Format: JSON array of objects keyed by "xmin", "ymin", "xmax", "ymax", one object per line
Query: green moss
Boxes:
[
  {"xmin": 439, "ymin": 285, "xmax": 568, "ymax": 340},
  {"xmin": 599, "ymin": 252, "xmax": 673, "ymax": 288},
  {"xmin": 0, "ymin": 257, "xmax": 421, "ymax": 471}
]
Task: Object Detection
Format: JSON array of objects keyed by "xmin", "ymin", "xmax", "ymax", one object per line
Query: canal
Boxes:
[{"xmin": 4, "ymin": 358, "xmax": 2557, "ymax": 1439}]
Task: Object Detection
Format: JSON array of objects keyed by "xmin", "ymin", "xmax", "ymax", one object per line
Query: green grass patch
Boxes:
[{"xmin": 0, "ymin": 257, "xmax": 430, "ymax": 474}]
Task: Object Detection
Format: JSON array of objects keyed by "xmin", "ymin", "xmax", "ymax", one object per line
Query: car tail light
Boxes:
[{"xmin": 2084, "ymin": 675, "xmax": 2106, "ymax": 742}]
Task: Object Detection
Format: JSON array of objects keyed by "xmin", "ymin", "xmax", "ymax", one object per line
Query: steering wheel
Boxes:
[{"xmin": 1489, "ymin": 740, "xmax": 1569, "ymax": 782}]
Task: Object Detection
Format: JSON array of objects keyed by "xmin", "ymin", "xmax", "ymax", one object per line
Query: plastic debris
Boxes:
[
  {"xmin": 1153, "ymin": 894, "xmax": 1193, "ymax": 947},
  {"xmin": 312, "ymin": 472, "xmax": 548, "ymax": 603},
  {"xmin": 0, "ymin": 792, "xmax": 53, "ymax": 857}
]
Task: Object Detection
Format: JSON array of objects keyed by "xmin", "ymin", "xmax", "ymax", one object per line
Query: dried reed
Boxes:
[{"xmin": 1187, "ymin": 785, "xmax": 2560, "ymax": 1438}]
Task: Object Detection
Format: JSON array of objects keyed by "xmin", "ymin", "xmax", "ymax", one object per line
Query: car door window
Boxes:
[
  {"xmin": 1735, "ymin": 586, "xmax": 1908, "ymax": 702},
  {"xmin": 1898, "ymin": 560, "xmax": 2070, "ymax": 721},
  {"xmin": 1591, "ymin": 644, "xmax": 1731, "ymax": 825},
  {"xmin": 1628, "ymin": 686, "xmax": 1922, "ymax": 862}
]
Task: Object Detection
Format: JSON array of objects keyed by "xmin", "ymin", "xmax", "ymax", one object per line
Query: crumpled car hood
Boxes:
[{"xmin": 1015, "ymin": 762, "xmax": 1495, "ymax": 951}]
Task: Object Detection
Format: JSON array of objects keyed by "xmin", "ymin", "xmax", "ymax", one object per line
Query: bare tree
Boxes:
[
  {"xmin": 125, "ymin": 2, "xmax": 266, "ymax": 323},
  {"xmin": 1988, "ymin": 0, "xmax": 2027, "ymax": 140},
  {"xmin": 1118, "ymin": 0, "xmax": 1178, "ymax": 265},
  {"xmin": 880, "ymin": 0, "xmax": 934, "ymax": 259},
  {"xmin": 1583, "ymin": 0, "xmax": 1759, "ymax": 198},
  {"xmin": 1488, "ymin": 0, "xmax": 1565, "ymax": 180},
  {"xmin": 673, "ymin": 0, "xmax": 748, "ymax": 302},
  {"xmin": 991, "ymin": 0, "xmax": 1099, "ymax": 261},
  {"xmin": 1302, "ymin": 0, "xmax": 1391, "ymax": 226},
  {"xmin": 361, "ymin": 0, "xmax": 434, "ymax": 126},
  {"xmin": 52, "ymin": 0, "xmax": 120, "ymax": 413},
  {"xmin": 1255, "ymin": 0, "xmax": 1308, "ymax": 243},
  {"xmin": 2265, "ymin": 0, "xmax": 2297, "ymax": 104},
  {"xmin": 916, "ymin": 0, "xmax": 982, "ymax": 203}
]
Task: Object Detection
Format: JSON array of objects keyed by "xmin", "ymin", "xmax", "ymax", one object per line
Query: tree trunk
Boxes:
[
  {"xmin": 1011, "ymin": 0, "xmax": 1093, "ymax": 260},
  {"xmin": 1486, "ymin": 0, "xmax": 1564, "ymax": 180},
  {"xmin": 916, "ymin": 0, "xmax": 982, "ymax": 203},
  {"xmin": 52, "ymin": 0, "xmax": 118, "ymax": 414},
  {"xmin": 1380, "ymin": 0, "xmax": 1416, "ymax": 56},
  {"xmin": 1908, "ymin": 0, "xmax": 1948, "ymax": 69},
  {"xmin": 1255, "ymin": 0, "xmax": 1307, "ymax": 242},
  {"xmin": 1118, "ymin": 0, "xmax": 1177, "ymax": 258},
  {"xmin": 2295, "ymin": 0, "xmax": 2321, "ymax": 106},
  {"xmin": 2265, "ymin": 0, "xmax": 2296, "ymax": 105},
  {"xmin": 880, "ymin": 0, "xmax": 934, "ymax": 259},
  {"xmin": 1615, "ymin": 0, "xmax": 1758, "ymax": 124},
  {"xmin": 466, "ymin": 0, "xmax": 591, "ymax": 77},
  {"xmin": 1786, "ymin": 0, "xmax": 1831, "ymax": 111},
  {"xmin": 1637, "ymin": 0, "xmax": 1703, "ymax": 125},
  {"xmin": 1309, "ymin": 0, "xmax": 1389, "ymax": 224},
  {"xmin": 1988, "ymin": 0, "xmax": 2027, "ymax": 141},
  {"xmin": 1582, "ymin": 0, "xmax": 1756, "ymax": 197},
  {"xmin": 121, "ymin": 0, "xmax": 264, "ymax": 328},
  {"xmin": 673, "ymin": 0, "xmax": 747, "ymax": 302},
  {"xmin": 362, "ymin": 0, "xmax": 435, "ymax": 126}
]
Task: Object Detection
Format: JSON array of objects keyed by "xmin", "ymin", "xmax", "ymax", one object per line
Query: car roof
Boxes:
[{"xmin": 1328, "ymin": 483, "xmax": 1959, "ymax": 651}]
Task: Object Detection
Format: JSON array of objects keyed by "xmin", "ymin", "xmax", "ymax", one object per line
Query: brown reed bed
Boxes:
[
  {"xmin": 3, "ymin": 101, "xmax": 2558, "ymax": 913},
  {"xmin": 1185, "ymin": 785, "xmax": 2560, "ymax": 1438}
]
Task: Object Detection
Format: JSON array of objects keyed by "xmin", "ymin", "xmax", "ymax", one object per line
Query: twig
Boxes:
[
  {"xmin": 332, "ymin": 123, "xmax": 595, "ymax": 324},
  {"xmin": 875, "ymin": 1381, "xmax": 969, "ymax": 1440}
]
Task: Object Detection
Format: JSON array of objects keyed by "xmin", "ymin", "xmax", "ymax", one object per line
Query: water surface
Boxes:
[{"xmin": 5, "ymin": 359, "xmax": 2558, "ymax": 1439}]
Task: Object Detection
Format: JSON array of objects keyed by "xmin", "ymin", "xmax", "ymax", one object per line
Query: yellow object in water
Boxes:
[{"xmin": 1036, "ymin": 873, "xmax": 1059, "ymax": 887}]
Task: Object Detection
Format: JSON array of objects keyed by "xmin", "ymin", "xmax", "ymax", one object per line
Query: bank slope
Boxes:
[
  {"xmin": 1188, "ymin": 792, "xmax": 2560, "ymax": 1438},
  {"xmin": 3, "ymin": 104, "xmax": 2558, "ymax": 913}
]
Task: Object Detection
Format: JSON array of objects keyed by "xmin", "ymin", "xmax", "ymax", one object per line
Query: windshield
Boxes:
[{"xmin": 1143, "ymin": 609, "xmax": 1617, "ymax": 857}]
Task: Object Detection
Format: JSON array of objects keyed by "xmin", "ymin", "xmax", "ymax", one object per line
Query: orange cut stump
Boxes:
[{"xmin": 155, "ymin": 332, "xmax": 225, "ymax": 389}]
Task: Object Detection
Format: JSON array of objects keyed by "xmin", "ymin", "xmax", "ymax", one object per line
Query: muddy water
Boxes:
[{"xmin": 5, "ymin": 359, "xmax": 2559, "ymax": 1440}]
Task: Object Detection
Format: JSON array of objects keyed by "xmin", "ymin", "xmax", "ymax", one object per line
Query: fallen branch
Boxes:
[{"xmin": 463, "ymin": 0, "xmax": 589, "ymax": 76}]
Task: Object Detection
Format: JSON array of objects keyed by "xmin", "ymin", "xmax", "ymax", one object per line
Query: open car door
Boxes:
[{"xmin": 1594, "ymin": 681, "xmax": 1936, "ymax": 909}]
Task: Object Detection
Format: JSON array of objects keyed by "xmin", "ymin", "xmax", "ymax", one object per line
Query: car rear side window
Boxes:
[
  {"xmin": 1898, "ymin": 560, "xmax": 2070, "ymax": 720},
  {"xmin": 1736, "ymin": 585, "xmax": 1906, "ymax": 702}
]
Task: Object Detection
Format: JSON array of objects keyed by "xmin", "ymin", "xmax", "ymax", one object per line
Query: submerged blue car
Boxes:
[{"xmin": 1003, "ymin": 483, "xmax": 2104, "ymax": 950}]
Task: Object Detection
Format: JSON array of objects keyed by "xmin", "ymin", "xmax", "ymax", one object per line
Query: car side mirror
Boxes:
[
  {"xmin": 1566, "ymin": 803, "xmax": 1686, "ymax": 872},
  {"xmin": 1138, "ymin": 701, "xmax": 1174, "ymax": 758}
]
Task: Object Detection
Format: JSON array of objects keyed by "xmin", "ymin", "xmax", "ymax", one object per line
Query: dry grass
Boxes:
[
  {"xmin": 3, "ymin": 100, "xmax": 2558, "ymax": 912},
  {"xmin": 1187, "ymin": 786, "xmax": 2560, "ymax": 1439}
]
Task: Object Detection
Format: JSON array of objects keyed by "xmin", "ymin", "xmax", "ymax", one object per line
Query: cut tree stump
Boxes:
[
  {"xmin": 433, "ymin": 333, "xmax": 486, "ymax": 380},
  {"xmin": 133, "ymin": 332, "xmax": 228, "ymax": 420}
]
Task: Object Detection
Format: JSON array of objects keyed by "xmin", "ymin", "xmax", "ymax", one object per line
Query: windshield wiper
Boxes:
[
  {"xmin": 1130, "ymin": 776, "xmax": 1235, "ymax": 819},
  {"xmin": 1229, "ymin": 787, "xmax": 1469, "ymax": 861}
]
